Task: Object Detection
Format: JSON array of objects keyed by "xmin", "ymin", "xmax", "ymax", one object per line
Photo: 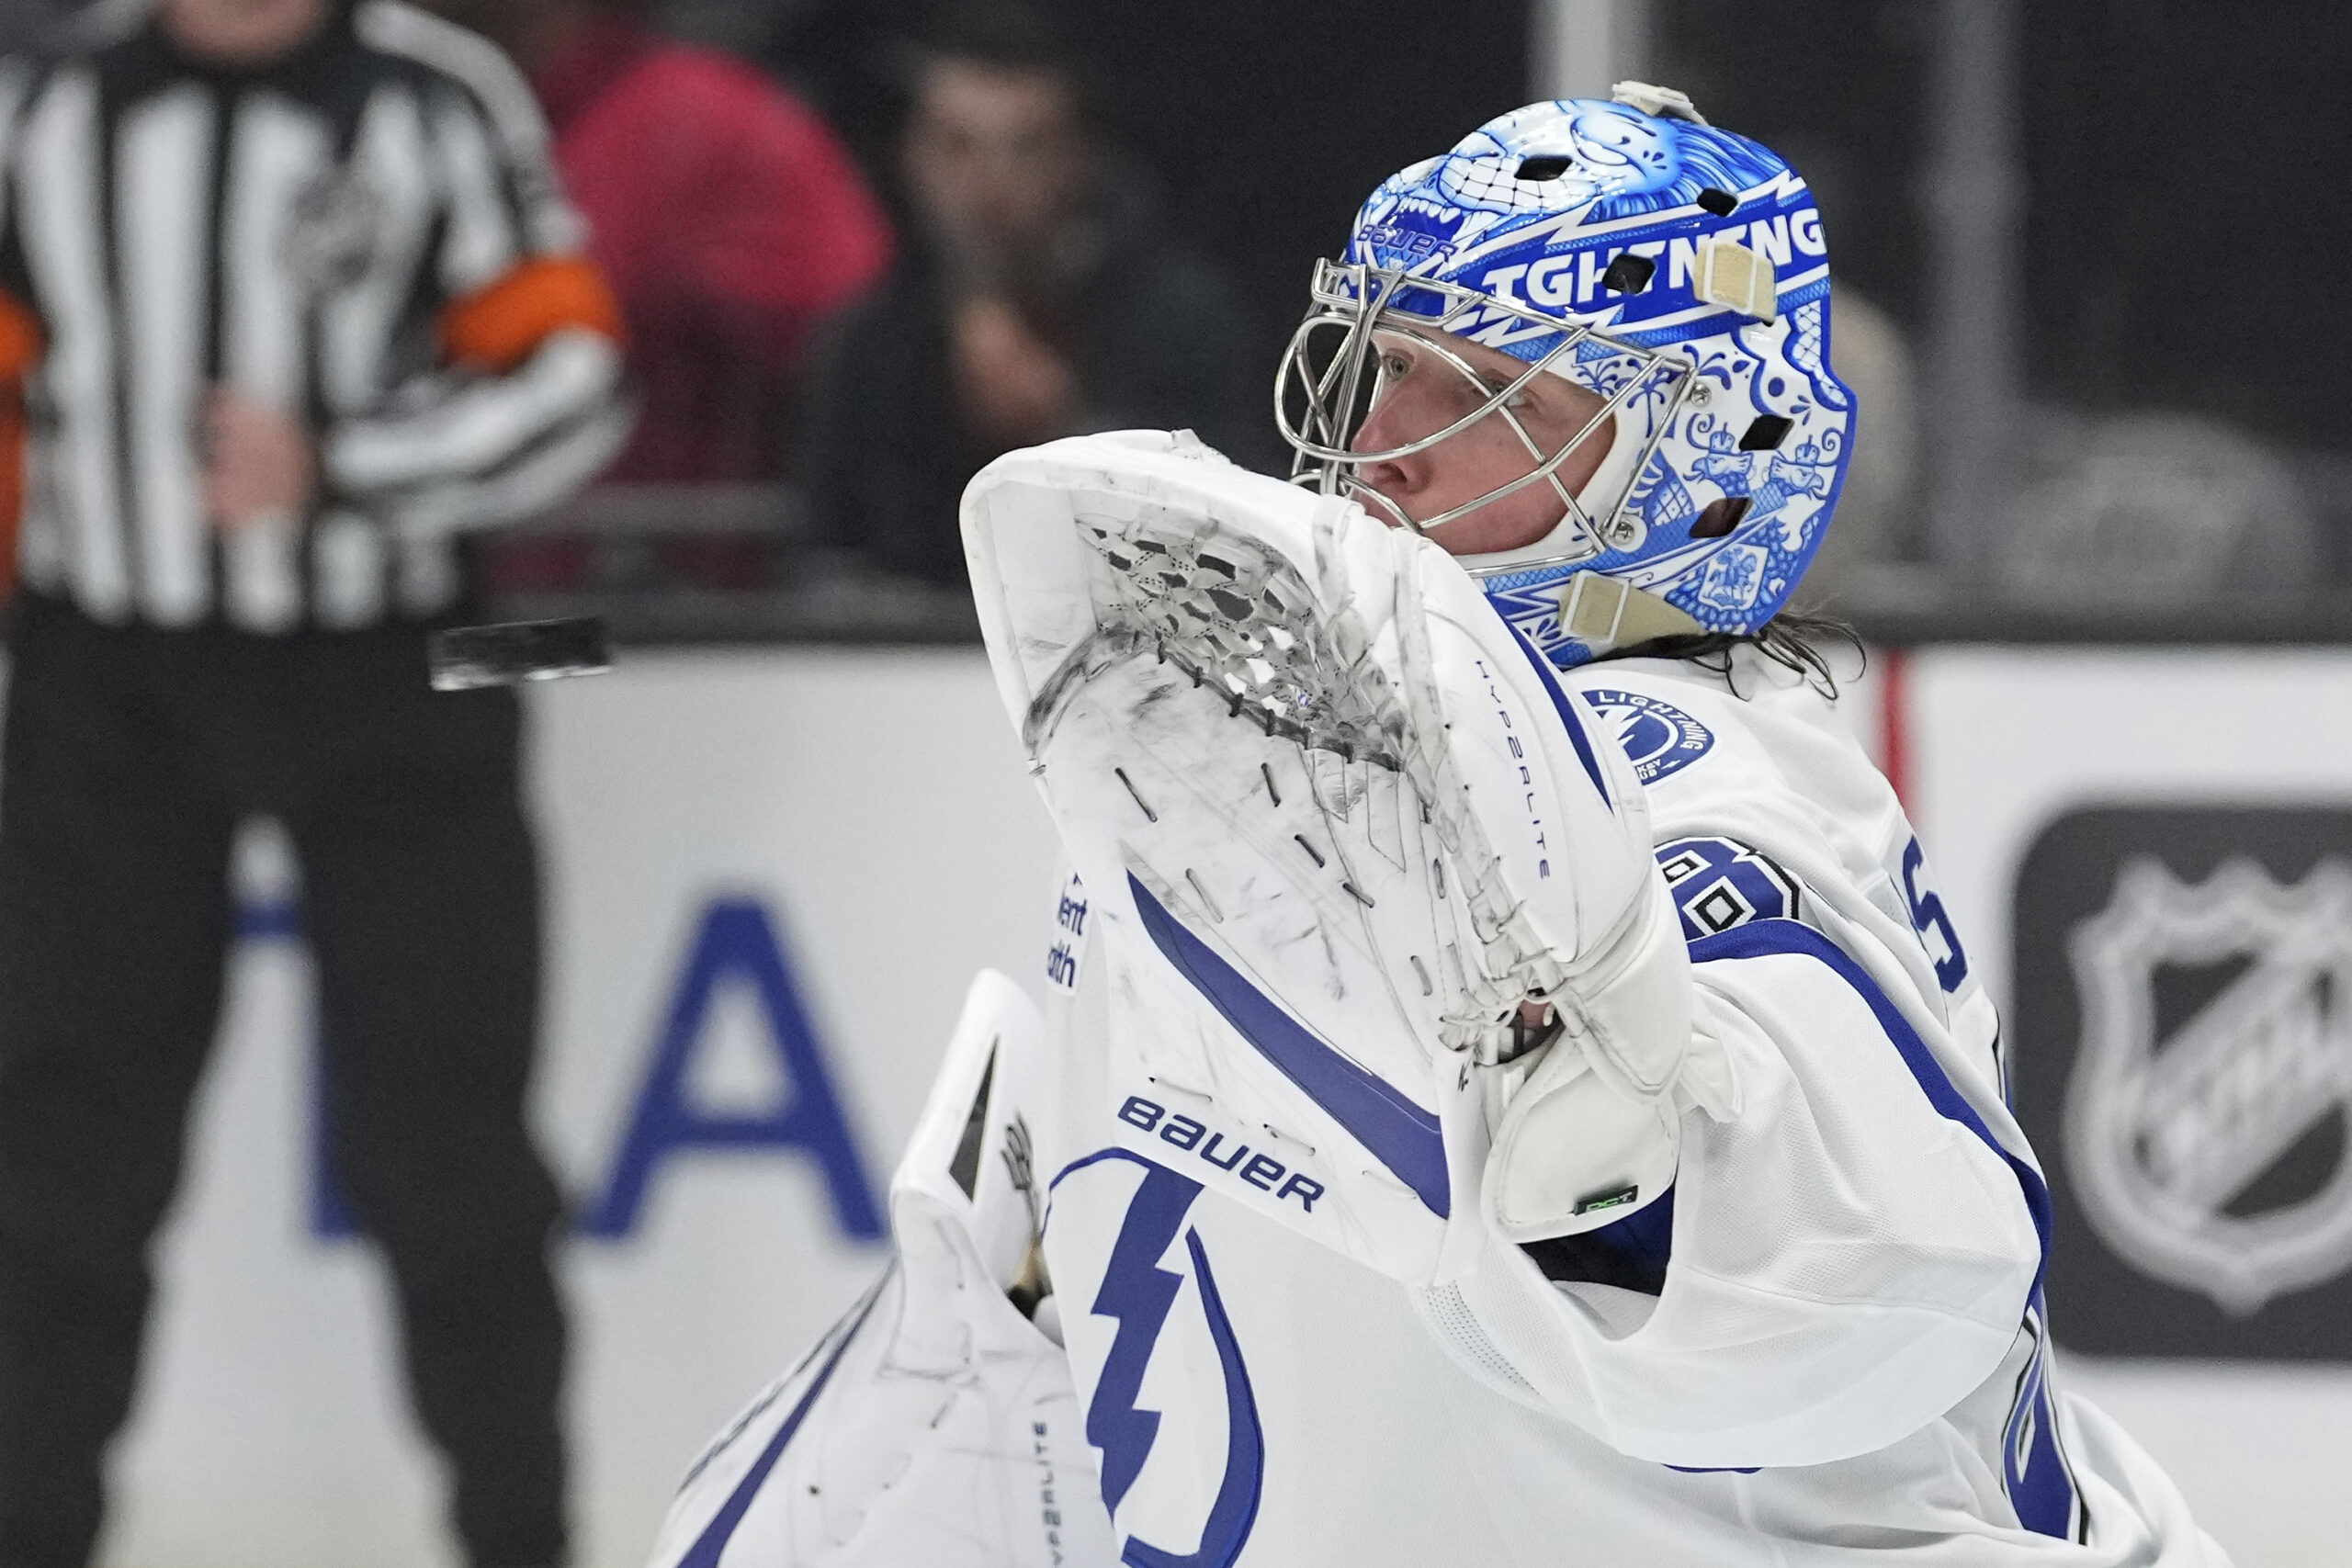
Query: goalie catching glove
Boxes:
[{"xmin": 964, "ymin": 431, "xmax": 1734, "ymax": 1284}]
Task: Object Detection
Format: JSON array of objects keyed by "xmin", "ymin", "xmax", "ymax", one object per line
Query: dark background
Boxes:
[
  {"xmin": 2018, "ymin": 0, "xmax": 2352, "ymax": 447},
  {"xmin": 775, "ymin": 0, "xmax": 2352, "ymax": 452},
  {"xmin": 1652, "ymin": 0, "xmax": 1933, "ymax": 330},
  {"xmin": 774, "ymin": 0, "xmax": 1535, "ymax": 378},
  {"xmin": 6, "ymin": 0, "xmax": 2344, "ymax": 478},
  {"xmin": 1656, "ymin": 0, "xmax": 2352, "ymax": 449}
]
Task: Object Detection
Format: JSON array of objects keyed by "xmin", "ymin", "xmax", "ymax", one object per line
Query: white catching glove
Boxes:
[{"xmin": 964, "ymin": 431, "xmax": 1732, "ymax": 1283}]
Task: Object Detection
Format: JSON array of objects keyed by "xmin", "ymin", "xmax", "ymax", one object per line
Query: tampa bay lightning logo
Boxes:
[
  {"xmin": 1578, "ymin": 688, "xmax": 1714, "ymax": 784},
  {"xmin": 1064, "ymin": 1152, "xmax": 1262, "ymax": 1568}
]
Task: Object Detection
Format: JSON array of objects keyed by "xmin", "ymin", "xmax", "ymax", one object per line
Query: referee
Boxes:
[{"xmin": 0, "ymin": 0, "xmax": 628, "ymax": 1562}]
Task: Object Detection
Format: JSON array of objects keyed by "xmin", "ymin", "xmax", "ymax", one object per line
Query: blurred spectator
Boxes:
[
  {"xmin": 799, "ymin": 1, "xmax": 1268, "ymax": 588},
  {"xmin": 436, "ymin": 0, "xmax": 892, "ymax": 481}
]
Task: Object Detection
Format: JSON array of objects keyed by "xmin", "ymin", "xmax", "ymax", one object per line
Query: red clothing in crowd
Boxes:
[{"xmin": 537, "ymin": 18, "xmax": 892, "ymax": 481}]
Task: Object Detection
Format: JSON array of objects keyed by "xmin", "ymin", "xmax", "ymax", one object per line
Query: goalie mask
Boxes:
[{"xmin": 1276, "ymin": 86, "xmax": 1856, "ymax": 668}]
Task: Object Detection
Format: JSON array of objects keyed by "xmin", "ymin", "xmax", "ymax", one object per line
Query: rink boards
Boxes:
[{"xmin": 87, "ymin": 643, "xmax": 2352, "ymax": 1568}]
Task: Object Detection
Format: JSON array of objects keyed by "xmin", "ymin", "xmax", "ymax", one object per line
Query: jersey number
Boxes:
[{"xmin": 1900, "ymin": 838, "xmax": 1969, "ymax": 993}]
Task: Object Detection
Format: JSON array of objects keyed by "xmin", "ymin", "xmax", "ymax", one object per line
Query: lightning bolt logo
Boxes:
[
  {"xmin": 1079, "ymin": 1157, "xmax": 1265, "ymax": 1567},
  {"xmin": 1086, "ymin": 1163, "xmax": 1199, "ymax": 1512}
]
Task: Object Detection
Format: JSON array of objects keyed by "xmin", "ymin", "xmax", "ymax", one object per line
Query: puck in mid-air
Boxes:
[{"xmin": 428, "ymin": 615, "xmax": 613, "ymax": 691}]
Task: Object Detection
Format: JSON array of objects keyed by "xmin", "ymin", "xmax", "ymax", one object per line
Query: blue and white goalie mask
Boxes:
[{"xmin": 1275, "ymin": 86, "xmax": 1857, "ymax": 667}]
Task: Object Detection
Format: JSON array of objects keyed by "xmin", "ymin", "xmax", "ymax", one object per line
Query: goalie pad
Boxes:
[
  {"xmin": 644, "ymin": 971, "xmax": 1114, "ymax": 1568},
  {"xmin": 963, "ymin": 431, "xmax": 1730, "ymax": 1284}
]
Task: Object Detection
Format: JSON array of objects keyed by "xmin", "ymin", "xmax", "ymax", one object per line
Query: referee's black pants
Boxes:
[{"xmin": 0, "ymin": 593, "xmax": 568, "ymax": 1568}]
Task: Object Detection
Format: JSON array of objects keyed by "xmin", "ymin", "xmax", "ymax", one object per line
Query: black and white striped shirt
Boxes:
[{"xmin": 0, "ymin": 0, "xmax": 628, "ymax": 631}]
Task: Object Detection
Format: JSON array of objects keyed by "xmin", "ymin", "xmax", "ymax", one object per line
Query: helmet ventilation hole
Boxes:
[
  {"xmin": 1691, "ymin": 496, "xmax": 1751, "ymax": 538},
  {"xmin": 1696, "ymin": 187, "xmax": 1739, "ymax": 216},
  {"xmin": 1739, "ymin": 414, "xmax": 1793, "ymax": 450},
  {"xmin": 1515, "ymin": 155, "xmax": 1573, "ymax": 182},
  {"xmin": 1601, "ymin": 254, "xmax": 1657, "ymax": 294}
]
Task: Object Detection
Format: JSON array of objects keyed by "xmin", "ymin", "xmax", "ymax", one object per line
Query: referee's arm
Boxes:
[{"xmin": 319, "ymin": 7, "xmax": 629, "ymax": 537}]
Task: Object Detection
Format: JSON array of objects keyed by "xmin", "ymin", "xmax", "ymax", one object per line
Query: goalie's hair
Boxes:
[{"xmin": 1601, "ymin": 612, "xmax": 1863, "ymax": 702}]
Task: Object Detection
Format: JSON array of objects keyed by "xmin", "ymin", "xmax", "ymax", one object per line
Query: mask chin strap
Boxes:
[
  {"xmin": 1339, "ymin": 437, "xmax": 1707, "ymax": 657},
  {"xmin": 1554, "ymin": 571, "xmax": 1704, "ymax": 653}
]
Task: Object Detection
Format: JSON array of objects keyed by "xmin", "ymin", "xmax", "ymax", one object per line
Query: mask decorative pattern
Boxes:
[{"xmin": 1279, "ymin": 92, "xmax": 1860, "ymax": 668}]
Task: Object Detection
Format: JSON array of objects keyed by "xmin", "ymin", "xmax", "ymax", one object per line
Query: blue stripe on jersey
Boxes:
[
  {"xmin": 674, "ymin": 1278, "xmax": 887, "ymax": 1568},
  {"xmin": 1688, "ymin": 919, "xmax": 2079, "ymax": 1536},
  {"xmin": 2005, "ymin": 1291, "xmax": 2084, "ymax": 1541},
  {"xmin": 1506, "ymin": 623, "xmax": 1614, "ymax": 810},
  {"xmin": 1686, "ymin": 919, "xmax": 2052, "ymax": 1290},
  {"xmin": 1128, "ymin": 872, "xmax": 1450, "ymax": 1218}
]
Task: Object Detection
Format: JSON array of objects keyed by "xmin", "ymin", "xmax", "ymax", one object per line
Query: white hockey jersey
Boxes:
[
  {"xmin": 1023, "ymin": 644, "xmax": 2226, "ymax": 1566},
  {"xmin": 650, "ymin": 642, "xmax": 2229, "ymax": 1568}
]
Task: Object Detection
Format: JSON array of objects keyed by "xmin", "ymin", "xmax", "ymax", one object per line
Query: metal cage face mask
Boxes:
[{"xmin": 1275, "ymin": 259, "xmax": 1695, "ymax": 575}]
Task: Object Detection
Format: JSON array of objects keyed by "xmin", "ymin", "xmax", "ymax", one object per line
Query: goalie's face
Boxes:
[{"xmin": 1351, "ymin": 328, "xmax": 1617, "ymax": 557}]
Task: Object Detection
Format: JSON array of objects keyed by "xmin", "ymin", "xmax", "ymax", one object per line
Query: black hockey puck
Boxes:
[{"xmin": 428, "ymin": 615, "xmax": 612, "ymax": 691}]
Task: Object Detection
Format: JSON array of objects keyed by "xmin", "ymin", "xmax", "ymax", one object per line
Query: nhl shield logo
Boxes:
[
  {"xmin": 282, "ymin": 169, "xmax": 384, "ymax": 295},
  {"xmin": 2064, "ymin": 856, "xmax": 2352, "ymax": 1316}
]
